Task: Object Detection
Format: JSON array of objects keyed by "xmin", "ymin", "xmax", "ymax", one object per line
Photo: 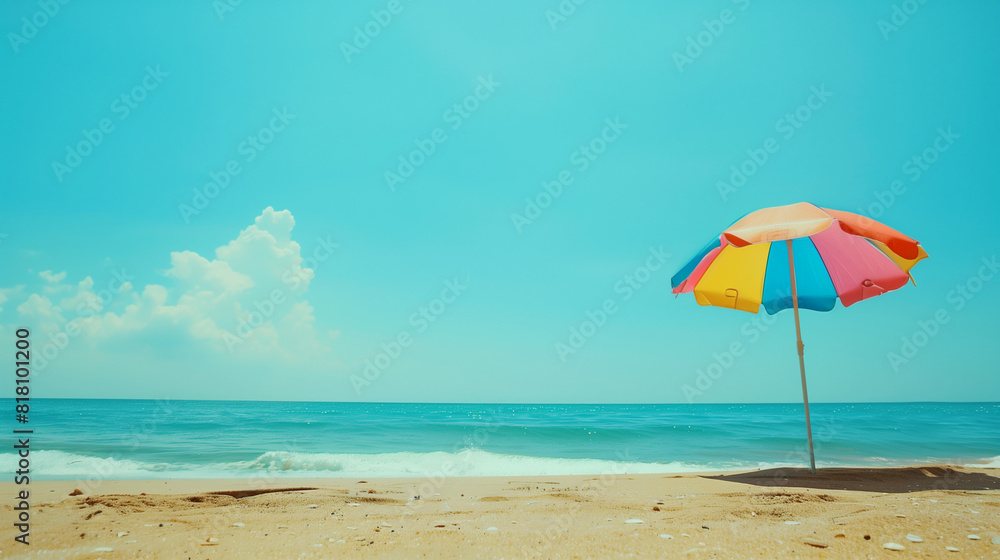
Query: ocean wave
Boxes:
[
  {"xmin": 4, "ymin": 448, "xmax": 780, "ymax": 480},
  {"xmin": 4, "ymin": 450, "xmax": 188, "ymax": 478},
  {"xmin": 964, "ymin": 455, "xmax": 1000, "ymax": 468},
  {"xmin": 233, "ymin": 448, "xmax": 732, "ymax": 477},
  {"xmin": 14, "ymin": 448, "xmax": 995, "ymax": 481}
]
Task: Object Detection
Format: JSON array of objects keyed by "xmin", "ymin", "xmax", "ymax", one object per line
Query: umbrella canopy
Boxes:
[
  {"xmin": 672, "ymin": 202, "xmax": 928, "ymax": 312},
  {"xmin": 671, "ymin": 202, "xmax": 928, "ymax": 471}
]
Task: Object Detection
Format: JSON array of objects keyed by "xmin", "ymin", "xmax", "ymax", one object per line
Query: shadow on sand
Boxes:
[{"xmin": 705, "ymin": 466, "xmax": 1000, "ymax": 493}]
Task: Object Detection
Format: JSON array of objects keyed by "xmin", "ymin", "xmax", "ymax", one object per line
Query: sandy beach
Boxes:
[{"xmin": 3, "ymin": 466, "xmax": 998, "ymax": 559}]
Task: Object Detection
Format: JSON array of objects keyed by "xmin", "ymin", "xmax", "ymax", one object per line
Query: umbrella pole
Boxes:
[{"xmin": 786, "ymin": 240, "xmax": 816, "ymax": 473}]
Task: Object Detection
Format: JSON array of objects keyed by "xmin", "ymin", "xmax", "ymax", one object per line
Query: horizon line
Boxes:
[{"xmin": 9, "ymin": 398, "xmax": 998, "ymax": 405}]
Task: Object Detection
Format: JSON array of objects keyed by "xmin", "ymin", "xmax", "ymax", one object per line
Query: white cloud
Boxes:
[
  {"xmin": 214, "ymin": 207, "xmax": 314, "ymax": 295},
  {"xmin": 39, "ymin": 270, "xmax": 67, "ymax": 283},
  {"xmin": 0, "ymin": 285, "xmax": 24, "ymax": 313},
  {"xmin": 16, "ymin": 293, "xmax": 67, "ymax": 334},
  {"xmin": 165, "ymin": 250, "xmax": 254, "ymax": 293},
  {"xmin": 2, "ymin": 207, "xmax": 340, "ymax": 381}
]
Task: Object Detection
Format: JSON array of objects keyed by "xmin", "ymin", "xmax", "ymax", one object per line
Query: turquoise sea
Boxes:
[{"xmin": 7, "ymin": 400, "xmax": 999, "ymax": 480}]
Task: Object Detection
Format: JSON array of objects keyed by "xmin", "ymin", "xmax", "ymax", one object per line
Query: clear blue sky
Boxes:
[{"xmin": 2, "ymin": 0, "xmax": 998, "ymax": 403}]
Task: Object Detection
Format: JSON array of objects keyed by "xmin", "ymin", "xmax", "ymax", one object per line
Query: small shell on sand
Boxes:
[
  {"xmin": 883, "ymin": 542, "xmax": 905, "ymax": 551},
  {"xmin": 625, "ymin": 519, "xmax": 644, "ymax": 524},
  {"xmin": 233, "ymin": 523, "xmax": 245, "ymax": 527},
  {"xmin": 307, "ymin": 504, "xmax": 318, "ymax": 508},
  {"xmin": 946, "ymin": 547, "xmax": 960, "ymax": 552},
  {"xmin": 991, "ymin": 537, "xmax": 1000, "ymax": 545},
  {"xmin": 967, "ymin": 534, "xmax": 980, "ymax": 540},
  {"xmin": 486, "ymin": 527, "xmax": 498, "ymax": 532},
  {"xmin": 784, "ymin": 521, "xmax": 801, "ymax": 525},
  {"xmin": 803, "ymin": 538, "xmax": 829, "ymax": 548},
  {"xmin": 659, "ymin": 534, "xmax": 674, "ymax": 539},
  {"xmin": 906, "ymin": 534, "xmax": 923, "ymax": 542},
  {"xmin": 117, "ymin": 532, "xmax": 128, "ymax": 537},
  {"xmin": 347, "ymin": 502, "xmax": 360, "ymax": 506}
]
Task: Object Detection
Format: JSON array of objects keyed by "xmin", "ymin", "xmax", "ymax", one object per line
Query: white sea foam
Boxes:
[
  {"xmin": 6, "ymin": 449, "xmax": 790, "ymax": 480},
  {"xmin": 8, "ymin": 450, "xmax": 187, "ymax": 479},
  {"xmin": 964, "ymin": 455, "xmax": 1000, "ymax": 468},
  {"xmin": 234, "ymin": 448, "xmax": 720, "ymax": 477},
  {"xmin": 19, "ymin": 448, "xmax": 990, "ymax": 481}
]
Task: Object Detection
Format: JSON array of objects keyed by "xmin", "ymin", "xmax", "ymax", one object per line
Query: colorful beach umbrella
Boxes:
[{"xmin": 671, "ymin": 202, "xmax": 928, "ymax": 471}]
